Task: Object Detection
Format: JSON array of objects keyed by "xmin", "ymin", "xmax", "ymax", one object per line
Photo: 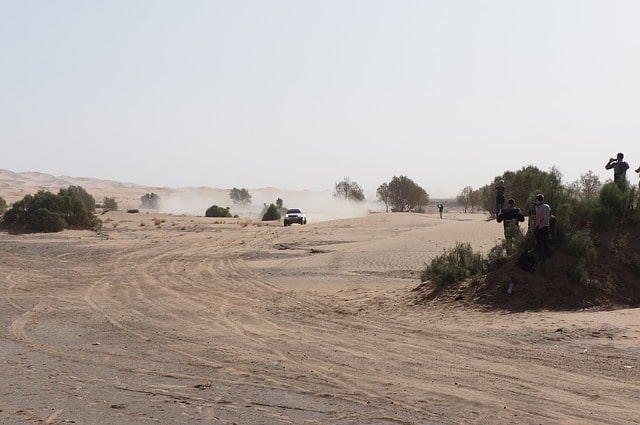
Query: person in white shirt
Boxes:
[{"xmin": 534, "ymin": 193, "xmax": 552, "ymax": 262}]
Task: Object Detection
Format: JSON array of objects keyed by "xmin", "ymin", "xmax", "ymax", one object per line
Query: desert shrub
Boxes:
[
  {"xmin": 485, "ymin": 243, "xmax": 507, "ymax": 269},
  {"xmin": 31, "ymin": 208, "xmax": 66, "ymax": 232},
  {"xmin": 0, "ymin": 196, "xmax": 7, "ymax": 215},
  {"xmin": 127, "ymin": 209, "xmax": 139, "ymax": 213},
  {"xmin": 262, "ymin": 203, "xmax": 281, "ymax": 221},
  {"xmin": 60, "ymin": 186, "xmax": 95, "ymax": 213},
  {"xmin": 598, "ymin": 183, "xmax": 627, "ymax": 220},
  {"xmin": 334, "ymin": 177, "xmax": 366, "ymax": 202},
  {"xmin": 1, "ymin": 187, "xmax": 100, "ymax": 232},
  {"xmin": 547, "ymin": 181, "xmax": 632, "ymax": 244},
  {"xmin": 140, "ymin": 193, "xmax": 160, "ymax": 209},
  {"xmin": 206, "ymin": 205, "xmax": 231, "ymax": 218},
  {"xmin": 59, "ymin": 189, "xmax": 99, "ymax": 228},
  {"xmin": 553, "ymin": 195, "xmax": 596, "ymax": 239},
  {"xmin": 421, "ymin": 242, "xmax": 486, "ymax": 289},
  {"xmin": 103, "ymin": 196, "xmax": 118, "ymax": 210},
  {"xmin": 229, "ymin": 188, "xmax": 252, "ymax": 206},
  {"xmin": 566, "ymin": 229, "xmax": 597, "ymax": 285}
]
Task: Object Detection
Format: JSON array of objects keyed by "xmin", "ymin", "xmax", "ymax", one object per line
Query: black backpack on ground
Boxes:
[{"xmin": 516, "ymin": 249, "xmax": 536, "ymax": 272}]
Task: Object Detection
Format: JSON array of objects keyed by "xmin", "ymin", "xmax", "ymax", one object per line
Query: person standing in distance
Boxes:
[
  {"xmin": 605, "ymin": 153, "xmax": 630, "ymax": 189},
  {"xmin": 534, "ymin": 194, "xmax": 552, "ymax": 262},
  {"xmin": 495, "ymin": 179, "xmax": 506, "ymax": 214}
]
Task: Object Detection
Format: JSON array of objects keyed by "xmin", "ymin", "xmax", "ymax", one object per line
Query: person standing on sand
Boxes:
[
  {"xmin": 495, "ymin": 179, "xmax": 506, "ymax": 214},
  {"xmin": 437, "ymin": 203, "xmax": 444, "ymax": 219},
  {"xmin": 496, "ymin": 198, "xmax": 525, "ymax": 255},
  {"xmin": 605, "ymin": 153, "xmax": 630, "ymax": 188},
  {"xmin": 534, "ymin": 193, "xmax": 552, "ymax": 262}
]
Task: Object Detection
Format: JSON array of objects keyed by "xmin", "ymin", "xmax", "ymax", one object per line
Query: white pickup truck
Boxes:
[{"xmin": 283, "ymin": 208, "xmax": 307, "ymax": 226}]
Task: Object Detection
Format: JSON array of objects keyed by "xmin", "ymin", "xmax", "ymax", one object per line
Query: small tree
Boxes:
[
  {"xmin": 469, "ymin": 189, "xmax": 481, "ymax": 212},
  {"xmin": 276, "ymin": 197, "xmax": 287, "ymax": 215},
  {"xmin": 376, "ymin": 183, "xmax": 391, "ymax": 212},
  {"xmin": 457, "ymin": 186, "xmax": 473, "ymax": 213},
  {"xmin": 477, "ymin": 166, "xmax": 563, "ymax": 216},
  {"xmin": 333, "ymin": 177, "xmax": 366, "ymax": 202},
  {"xmin": 229, "ymin": 188, "xmax": 252, "ymax": 206},
  {"xmin": 58, "ymin": 188, "xmax": 95, "ymax": 228},
  {"xmin": 262, "ymin": 203, "xmax": 281, "ymax": 221},
  {"xmin": 0, "ymin": 196, "xmax": 7, "ymax": 215},
  {"xmin": 61, "ymin": 185, "xmax": 96, "ymax": 213},
  {"xmin": 570, "ymin": 170, "xmax": 602, "ymax": 199},
  {"xmin": 140, "ymin": 193, "xmax": 160, "ymax": 209},
  {"xmin": 205, "ymin": 205, "xmax": 232, "ymax": 217},
  {"xmin": 385, "ymin": 175, "xmax": 429, "ymax": 212},
  {"xmin": 103, "ymin": 196, "xmax": 118, "ymax": 211}
]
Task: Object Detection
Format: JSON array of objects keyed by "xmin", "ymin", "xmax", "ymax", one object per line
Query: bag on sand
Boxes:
[{"xmin": 516, "ymin": 249, "xmax": 536, "ymax": 272}]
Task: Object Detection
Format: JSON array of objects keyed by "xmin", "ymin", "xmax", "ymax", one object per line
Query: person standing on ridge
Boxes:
[
  {"xmin": 497, "ymin": 198, "xmax": 525, "ymax": 255},
  {"xmin": 605, "ymin": 153, "xmax": 630, "ymax": 188},
  {"xmin": 534, "ymin": 193, "xmax": 552, "ymax": 262},
  {"xmin": 495, "ymin": 179, "xmax": 506, "ymax": 214}
]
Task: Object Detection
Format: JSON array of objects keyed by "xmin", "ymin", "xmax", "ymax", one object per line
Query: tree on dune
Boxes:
[
  {"xmin": 333, "ymin": 177, "xmax": 366, "ymax": 202},
  {"xmin": 382, "ymin": 175, "xmax": 429, "ymax": 212},
  {"xmin": 229, "ymin": 188, "xmax": 252, "ymax": 206}
]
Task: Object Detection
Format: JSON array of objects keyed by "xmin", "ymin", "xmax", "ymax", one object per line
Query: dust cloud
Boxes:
[{"xmin": 157, "ymin": 188, "xmax": 378, "ymax": 223}]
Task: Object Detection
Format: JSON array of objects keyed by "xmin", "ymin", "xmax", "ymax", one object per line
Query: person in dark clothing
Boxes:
[
  {"xmin": 605, "ymin": 153, "xmax": 630, "ymax": 189},
  {"xmin": 496, "ymin": 198, "xmax": 525, "ymax": 255}
]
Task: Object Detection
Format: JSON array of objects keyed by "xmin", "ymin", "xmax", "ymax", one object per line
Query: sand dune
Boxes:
[{"xmin": 0, "ymin": 172, "xmax": 639, "ymax": 424}]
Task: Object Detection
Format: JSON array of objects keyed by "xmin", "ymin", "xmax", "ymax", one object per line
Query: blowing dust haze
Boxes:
[{"xmin": 157, "ymin": 188, "xmax": 376, "ymax": 223}]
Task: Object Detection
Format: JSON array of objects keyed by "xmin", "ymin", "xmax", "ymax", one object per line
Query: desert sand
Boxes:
[{"xmin": 1, "ymin": 172, "xmax": 639, "ymax": 424}]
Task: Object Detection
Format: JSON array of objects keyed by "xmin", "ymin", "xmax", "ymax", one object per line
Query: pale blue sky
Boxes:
[{"xmin": 2, "ymin": 1, "xmax": 640, "ymax": 198}]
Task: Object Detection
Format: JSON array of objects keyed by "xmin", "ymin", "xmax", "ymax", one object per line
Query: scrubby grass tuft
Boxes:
[{"xmin": 421, "ymin": 242, "xmax": 486, "ymax": 289}]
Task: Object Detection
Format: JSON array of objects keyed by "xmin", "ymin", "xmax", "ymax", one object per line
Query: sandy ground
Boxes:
[{"xmin": 1, "ymin": 208, "xmax": 639, "ymax": 425}]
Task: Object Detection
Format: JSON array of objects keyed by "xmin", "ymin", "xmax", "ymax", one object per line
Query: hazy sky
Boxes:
[{"xmin": 2, "ymin": 1, "xmax": 640, "ymax": 198}]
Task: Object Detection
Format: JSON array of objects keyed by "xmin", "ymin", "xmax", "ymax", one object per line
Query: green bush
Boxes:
[
  {"xmin": 0, "ymin": 196, "xmax": 7, "ymax": 215},
  {"xmin": 103, "ymin": 196, "xmax": 118, "ymax": 210},
  {"xmin": 599, "ymin": 183, "xmax": 627, "ymax": 219},
  {"xmin": 262, "ymin": 203, "xmax": 281, "ymax": 221},
  {"xmin": 205, "ymin": 205, "xmax": 231, "ymax": 218},
  {"xmin": 566, "ymin": 229, "xmax": 597, "ymax": 285},
  {"xmin": 1, "ymin": 186, "xmax": 100, "ymax": 233},
  {"xmin": 61, "ymin": 186, "xmax": 95, "ymax": 213},
  {"xmin": 31, "ymin": 208, "xmax": 66, "ymax": 232},
  {"xmin": 421, "ymin": 242, "xmax": 486, "ymax": 289}
]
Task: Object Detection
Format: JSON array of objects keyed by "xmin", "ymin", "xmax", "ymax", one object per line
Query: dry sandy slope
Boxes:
[{"xmin": 1, "ymin": 211, "xmax": 638, "ymax": 425}]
